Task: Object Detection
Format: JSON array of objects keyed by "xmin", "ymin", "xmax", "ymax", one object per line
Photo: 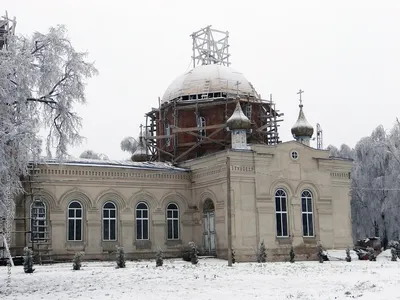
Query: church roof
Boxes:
[
  {"xmin": 161, "ymin": 64, "xmax": 257, "ymax": 104},
  {"xmin": 40, "ymin": 158, "xmax": 189, "ymax": 172},
  {"xmin": 291, "ymin": 103, "xmax": 314, "ymax": 138}
]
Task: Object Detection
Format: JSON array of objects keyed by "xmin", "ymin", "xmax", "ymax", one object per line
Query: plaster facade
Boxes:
[{"xmin": 9, "ymin": 141, "xmax": 352, "ymax": 262}]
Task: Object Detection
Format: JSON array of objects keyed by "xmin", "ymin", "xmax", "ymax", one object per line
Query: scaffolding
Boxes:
[
  {"xmin": 316, "ymin": 123, "xmax": 323, "ymax": 149},
  {"xmin": 0, "ymin": 11, "xmax": 17, "ymax": 50},
  {"xmin": 191, "ymin": 25, "xmax": 230, "ymax": 67},
  {"xmin": 144, "ymin": 95, "xmax": 283, "ymax": 163}
]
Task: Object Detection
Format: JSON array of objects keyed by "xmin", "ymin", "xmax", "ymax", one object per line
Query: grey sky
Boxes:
[{"xmin": 7, "ymin": 0, "xmax": 400, "ymax": 160}]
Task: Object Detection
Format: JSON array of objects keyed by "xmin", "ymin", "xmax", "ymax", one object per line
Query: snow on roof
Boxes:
[
  {"xmin": 37, "ymin": 157, "xmax": 190, "ymax": 172},
  {"xmin": 161, "ymin": 64, "xmax": 257, "ymax": 103}
]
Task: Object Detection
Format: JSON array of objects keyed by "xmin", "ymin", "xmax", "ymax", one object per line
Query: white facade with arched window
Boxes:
[{"xmin": 11, "ymin": 140, "xmax": 351, "ymax": 262}]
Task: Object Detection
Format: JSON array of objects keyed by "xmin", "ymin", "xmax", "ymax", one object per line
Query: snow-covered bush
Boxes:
[
  {"xmin": 289, "ymin": 246, "xmax": 295, "ymax": 263},
  {"xmin": 156, "ymin": 250, "xmax": 163, "ymax": 267},
  {"xmin": 317, "ymin": 244, "xmax": 324, "ymax": 263},
  {"xmin": 23, "ymin": 247, "xmax": 35, "ymax": 273},
  {"xmin": 257, "ymin": 240, "xmax": 267, "ymax": 263},
  {"xmin": 391, "ymin": 248, "xmax": 397, "ymax": 261},
  {"xmin": 388, "ymin": 240, "xmax": 400, "ymax": 250},
  {"xmin": 345, "ymin": 247, "xmax": 352, "ymax": 262},
  {"xmin": 72, "ymin": 252, "xmax": 84, "ymax": 270},
  {"xmin": 189, "ymin": 241, "xmax": 198, "ymax": 265},
  {"xmin": 116, "ymin": 246, "xmax": 126, "ymax": 268},
  {"xmin": 366, "ymin": 247, "xmax": 376, "ymax": 261}
]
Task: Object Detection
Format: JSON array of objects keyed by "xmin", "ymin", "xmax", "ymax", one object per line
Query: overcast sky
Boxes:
[{"xmin": 6, "ymin": 0, "xmax": 400, "ymax": 160}]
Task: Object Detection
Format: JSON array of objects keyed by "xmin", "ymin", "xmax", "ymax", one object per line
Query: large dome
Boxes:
[{"xmin": 161, "ymin": 64, "xmax": 257, "ymax": 104}]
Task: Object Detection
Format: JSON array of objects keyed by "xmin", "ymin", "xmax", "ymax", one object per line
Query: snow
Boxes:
[
  {"xmin": 161, "ymin": 64, "xmax": 256, "ymax": 103},
  {"xmin": 1, "ymin": 254, "xmax": 400, "ymax": 300},
  {"xmin": 40, "ymin": 157, "xmax": 189, "ymax": 172}
]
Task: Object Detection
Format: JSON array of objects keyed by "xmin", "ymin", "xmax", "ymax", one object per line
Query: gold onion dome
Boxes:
[
  {"xmin": 291, "ymin": 102, "xmax": 314, "ymax": 138},
  {"xmin": 226, "ymin": 100, "xmax": 251, "ymax": 130},
  {"xmin": 131, "ymin": 126, "xmax": 148, "ymax": 162}
]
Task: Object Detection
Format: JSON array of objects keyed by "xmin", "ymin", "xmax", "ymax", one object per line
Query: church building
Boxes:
[{"xmin": 8, "ymin": 26, "xmax": 352, "ymax": 262}]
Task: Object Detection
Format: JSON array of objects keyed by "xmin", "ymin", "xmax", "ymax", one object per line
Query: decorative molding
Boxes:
[
  {"xmin": 330, "ymin": 172, "xmax": 351, "ymax": 179},
  {"xmin": 33, "ymin": 166, "xmax": 190, "ymax": 181},
  {"xmin": 192, "ymin": 164, "xmax": 225, "ymax": 180},
  {"xmin": 230, "ymin": 165, "xmax": 254, "ymax": 173}
]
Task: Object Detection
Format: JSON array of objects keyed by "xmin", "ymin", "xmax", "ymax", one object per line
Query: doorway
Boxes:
[{"xmin": 203, "ymin": 199, "xmax": 216, "ymax": 255}]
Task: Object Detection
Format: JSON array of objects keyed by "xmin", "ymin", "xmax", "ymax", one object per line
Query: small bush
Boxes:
[
  {"xmin": 156, "ymin": 250, "xmax": 163, "ymax": 267},
  {"xmin": 345, "ymin": 246, "xmax": 351, "ymax": 262},
  {"xmin": 189, "ymin": 241, "xmax": 198, "ymax": 265},
  {"xmin": 391, "ymin": 247, "xmax": 397, "ymax": 261},
  {"xmin": 23, "ymin": 247, "xmax": 35, "ymax": 273},
  {"xmin": 257, "ymin": 240, "xmax": 267, "ymax": 263},
  {"xmin": 289, "ymin": 246, "xmax": 295, "ymax": 263},
  {"xmin": 317, "ymin": 244, "xmax": 324, "ymax": 263},
  {"xmin": 116, "ymin": 246, "xmax": 126, "ymax": 268},
  {"xmin": 72, "ymin": 252, "xmax": 84, "ymax": 270},
  {"xmin": 231, "ymin": 249, "xmax": 236, "ymax": 264},
  {"xmin": 366, "ymin": 247, "xmax": 376, "ymax": 261}
]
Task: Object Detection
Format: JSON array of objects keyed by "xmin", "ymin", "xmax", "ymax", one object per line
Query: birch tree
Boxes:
[{"xmin": 0, "ymin": 23, "xmax": 97, "ymax": 243}]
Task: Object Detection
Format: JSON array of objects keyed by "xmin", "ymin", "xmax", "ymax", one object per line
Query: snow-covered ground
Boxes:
[{"xmin": 1, "ymin": 250, "xmax": 399, "ymax": 300}]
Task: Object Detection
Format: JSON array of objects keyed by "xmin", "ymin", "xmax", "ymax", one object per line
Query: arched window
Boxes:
[
  {"xmin": 103, "ymin": 202, "xmax": 117, "ymax": 241},
  {"xmin": 275, "ymin": 189, "xmax": 288, "ymax": 237},
  {"xmin": 136, "ymin": 202, "xmax": 149, "ymax": 240},
  {"xmin": 68, "ymin": 201, "xmax": 82, "ymax": 241},
  {"xmin": 301, "ymin": 190, "xmax": 314, "ymax": 237},
  {"xmin": 166, "ymin": 203, "xmax": 179, "ymax": 240},
  {"xmin": 31, "ymin": 200, "xmax": 47, "ymax": 241}
]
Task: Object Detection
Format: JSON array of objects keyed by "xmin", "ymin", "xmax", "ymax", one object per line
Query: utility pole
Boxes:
[{"xmin": 227, "ymin": 156, "xmax": 232, "ymax": 266}]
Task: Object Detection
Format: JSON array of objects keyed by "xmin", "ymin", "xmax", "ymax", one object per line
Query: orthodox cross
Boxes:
[
  {"xmin": 297, "ymin": 89, "xmax": 304, "ymax": 105},
  {"xmin": 235, "ymin": 81, "xmax": 241, "ymax": 96},
  {"xmin": 139, "ymin": 124, "xmax": 143, "ymax": 137}
]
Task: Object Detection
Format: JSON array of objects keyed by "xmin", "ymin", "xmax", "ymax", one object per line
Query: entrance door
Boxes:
[{"xmin": 203, "ymin": 199, "xmax": 216, "ymax": 254}]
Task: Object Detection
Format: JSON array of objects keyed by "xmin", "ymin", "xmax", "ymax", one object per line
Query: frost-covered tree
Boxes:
[
  {"xmin": 257, "ymin": 240, "xmax": 267, "ymax": 263},
  {"xmin": 72, "ymin": 251, "xmax": 84, "ymax": 270},
  {"xmin": 0, "ymin": 22, "xmax": 97, "ymax": 245},
  {"xmin": 120, "ymin": 137, "xmax": 138, "ymax": 155},
  {"xmin": 79, "ymin": 150, "xmax": 108, "ymax": 160},
  {"xmin": 120, "ymin": 126, "xmax": 151, "ymax": 156},
  {"xmin": 23, "ymin": 247, "xmax": 35, "ymax": 273},
  {"xmin": 330, "ymin": 122, "xmax": 400, "ymax": 247},
  {"xmin": 289, "ymin": 246, "xmax": 295, "ymax": 263},
  {"xmin": 156, "ymin": 250, "xmax": 163, "ymax": 267},
  {"xmin": 188, "ymin": 241, "xmax": 198, "ymax": 265},
  {"xmin": 391, "ymin": 248, "xmax": 397, "ymax": 261},
  {"xmin": 345, "ymin": 246, "xmax": 351, "ymax": 262},
  {"xmin": 115, "ymin": 246, "xmax": 126, "ymax": 268}
]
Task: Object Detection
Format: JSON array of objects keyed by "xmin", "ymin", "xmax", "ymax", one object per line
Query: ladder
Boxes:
[{"xmin": 201, "ymin": 80, "xmax": 210, "ymax": 99}]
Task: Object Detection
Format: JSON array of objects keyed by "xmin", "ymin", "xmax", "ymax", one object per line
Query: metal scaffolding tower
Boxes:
[{"xmin": 191, "ymin": 25, "xmax": 230, "ymax": 67}]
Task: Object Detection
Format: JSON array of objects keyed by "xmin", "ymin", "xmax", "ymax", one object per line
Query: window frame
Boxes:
[
  {"xmin": 290, "ymin": 150, "xmax": 299, "ymax": 160},
  {"xmin": 166, "ymin": 203, "xmax": 180, "ymax": 240},
  {"xmin": 102, "ymin": 201, "xmax": 117, "ymax": 241},
  {"xmin": 275, "ymin": 189, "xmax": 289, "ymax": 238},
  {"xmin": 30, "ymin": 200, "xmax": 47, "ymax": 242},
  {"xmin": 136, "ymin": 202, "xmax": 149, "ymax": 240},
  {"xmin": 301, "ymin": 190, "xmax": 314, "ymax": 237},
  {"xmin": 67, "ymin": 201, "xmax": 83, "ymax": 242}
]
